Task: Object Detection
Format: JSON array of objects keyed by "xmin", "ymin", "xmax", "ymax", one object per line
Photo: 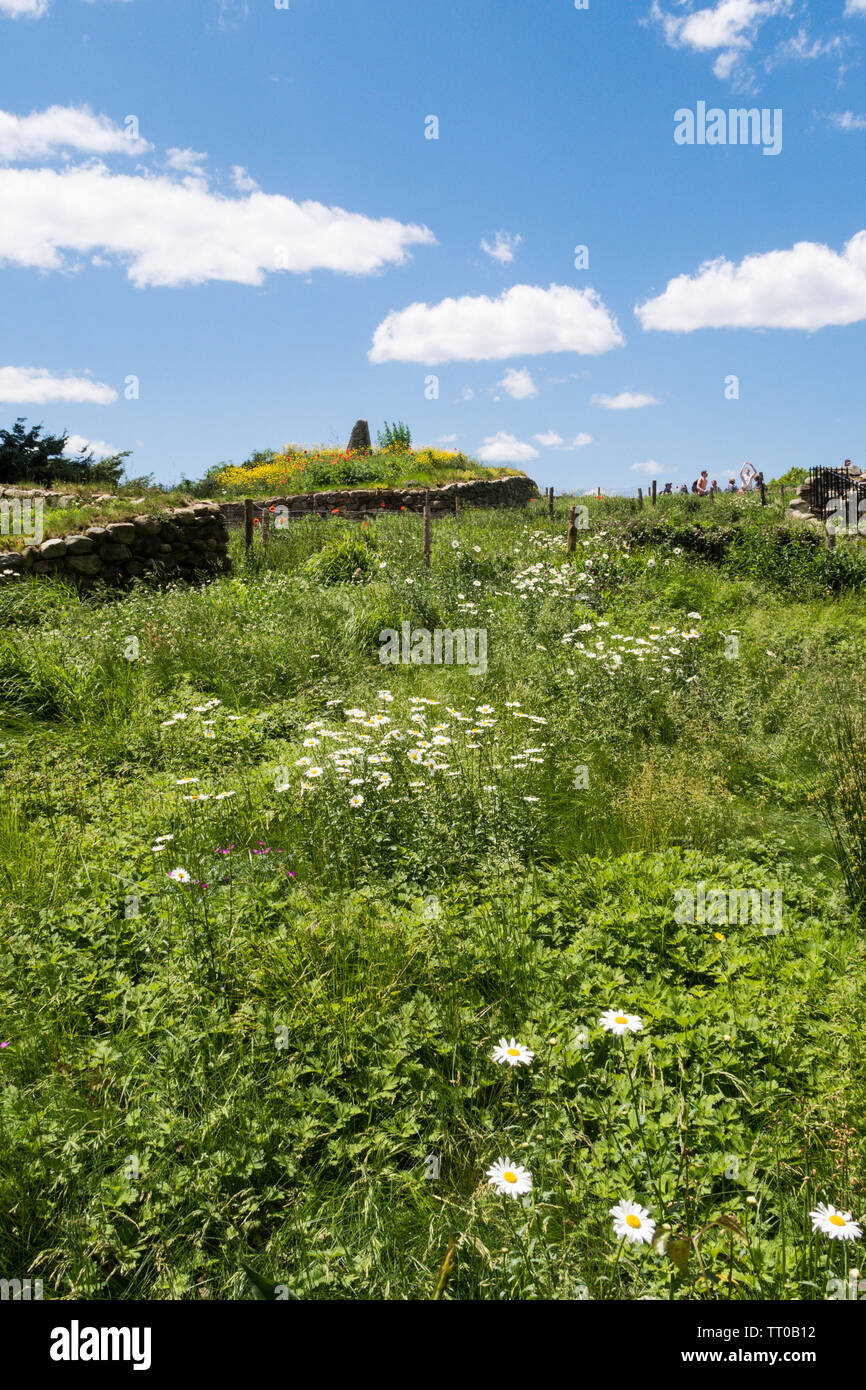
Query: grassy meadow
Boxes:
[{"xmin": 1, "ymin": 490, "xmax": 865, "ymax": 1300}]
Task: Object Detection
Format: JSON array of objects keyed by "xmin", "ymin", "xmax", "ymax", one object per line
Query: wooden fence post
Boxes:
[
  {"xmin": 244, "ymin": 498, "xmax": 254, "ymax": 554},
  {"xmin": 262, "ymin": 506, "xmax": 269, "ymax": 549},
  {"xmin": 548, "ymin": 486, "xmax": 554, "ymax": 519},
  {"xmin": 651, "ymin": 480, "xmax": 657, "ymax": 506},
  {"xmin": 566, "ymin": 505, "xmax": 577, "ymax": 554},
  {"xmin": 759, "ymin": 477, "xmax": 767, "ymax": 506},
  {"xmin": 637, "ymin": 487, "xmax": 643, "ymax": 508},
  {"xmin": 423, "ymin": 491, "xmax": 431, "ymax": 569}
]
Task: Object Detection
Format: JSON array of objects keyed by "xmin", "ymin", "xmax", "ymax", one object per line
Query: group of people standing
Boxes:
[{"xmin": 658, "ymin": 464, "xmax": 763, "ymax": 497}]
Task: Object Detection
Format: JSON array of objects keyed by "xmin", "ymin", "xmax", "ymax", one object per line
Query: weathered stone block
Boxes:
[
  {"xmin": 64, "ymin": 535, "xmax": 95, "ymax": 554},
  {"xmin": 67, "ymin": 554, "xmax": 102, "ymax": 576},
  {"xmin": 39, "ymin": 538, "xmax": 67, "ymax": 559}
]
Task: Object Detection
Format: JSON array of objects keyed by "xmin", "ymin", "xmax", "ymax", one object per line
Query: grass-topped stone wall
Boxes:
[{"xmin": 0, "ymin": 502, "xmax": 229, "ymax": 587}]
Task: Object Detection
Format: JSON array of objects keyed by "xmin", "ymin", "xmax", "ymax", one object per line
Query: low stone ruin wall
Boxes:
[
  {"xmin": 0, "ymin": 503, "xmax": 230, "ymax": 587},
  {"xmin": 220, "ymin": 473, "xmax": 538, "ymax": 526}
]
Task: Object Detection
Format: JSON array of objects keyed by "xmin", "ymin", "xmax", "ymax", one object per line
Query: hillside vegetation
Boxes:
[{"xmin": 1, "ymin": 492, "xmax": 864, "ymax": 1300}]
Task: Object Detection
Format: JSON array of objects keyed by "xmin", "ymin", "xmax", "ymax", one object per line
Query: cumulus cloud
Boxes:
[
  {"xmin": 0, "ymin": 366, "xmax": 117, "ymax": 404},
  {"xmin": 165, "ymin": 147, "xmax": 208, "ymax": 174},
  {"xmin": 476, "ymin": 431, "xmax": 539, "ymax": 464},
  {"xmin": 650, "ymin": 0, "xmax": 792, "ymax": 82},
  {"xmin": 636, "ymin": 231, "xmax": 866, "ymax": 331},
  {"xmin": 0, "ymin": 0, "xmax": 49, "ymax": 17},
  {"xmin": 0, "ymin": 105, "xmax": 150, "ymax": 162},
  {"xmin": 369, "ymin": 284, "xmax": 624, "ymax": 365},
  {"xmin": 630, "ymin": 460, "xmax": 669, "ymax": 475},
  {"xmin": 532, "ymin": 430, "xmax": 593, "ymax": 449},
  {"xmin": 845, "ymin": 0, "xmax": 866, "ymax": 14},
  {"xmin": 480, "ymin": 230, "xmax": 522, "ymax": 264},
  {"xmin": 0, "ymin": 163, "xmax": 436, "ymax": 287},
  {"xmin": 498, "ymin": 366, "xmax": 539, "ymax": 400},
  {"xmin": 64, "ymin": 433, "xmax": 120, "ymax": 458},
  {"xmin": 592, "ymin": 391, "xmax": 659, "ymax": 409},
  {"xmin": 437, "ymin": 434, "xmax": 458, "ymax": 444}
]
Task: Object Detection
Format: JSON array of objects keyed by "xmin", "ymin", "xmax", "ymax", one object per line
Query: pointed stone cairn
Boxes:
[{"xmin": 347, "ymin": 419, "xmax": 371, "ymax": 453}]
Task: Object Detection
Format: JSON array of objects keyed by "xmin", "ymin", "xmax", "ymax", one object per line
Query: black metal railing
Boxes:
[{"xmin": 808, "ymin": 466, "xmax": 866, "ymax": 522}]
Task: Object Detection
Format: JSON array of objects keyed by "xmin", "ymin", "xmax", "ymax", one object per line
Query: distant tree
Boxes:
[
  {"xmin": 769, "ymin": 466, "xmax": 809, "ymax": 487},
  {"xmin": 0, "ymin": 418, "xmax": 129, "ymax": 487}
]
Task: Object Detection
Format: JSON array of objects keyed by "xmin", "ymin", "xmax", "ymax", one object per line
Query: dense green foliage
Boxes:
[{"xmin": 1, "ymin": 495, "xmax": 864, "ymax": 1300}]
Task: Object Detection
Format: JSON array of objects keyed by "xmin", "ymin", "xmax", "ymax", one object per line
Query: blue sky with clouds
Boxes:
[{"xmin": 2, "ymin": 0, "xmax": 866, "ymax": 489}]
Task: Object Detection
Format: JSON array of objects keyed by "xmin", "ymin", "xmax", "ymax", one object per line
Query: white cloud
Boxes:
[
  {"xmin": 0, "ymin": 0, "xmax": 49, "ymax": 17},
  {"xmin": 0, "ymin": 366, "xmax": 117, "ymax": 404},
  {"xmin": 0, "ymin": 105, "xmax": 150, "ymax": 162},
  {"xmin": 437, "ymin": 434, "xmax": 458, "ymax": 444},
  {"xmin": 231, "ymin": 164, "xmax": 259, "ymax": 192},
  {"xmin": 64, "ymin": 433, "xmax": 120, "ymax": 458},
  {"xmin": 0, "ymin": 164, "xmax": 435, "ymax": 287},
  {"xmin": 165, "ymin": 147, "xmax": 208, "ymax": 174},
  {"xmin": 845, "ymin": 0, "xmax": 866, "ymax": 15},
  {"xmin": 827, "ymin": 110, "xmax": 866, "ymax": 131},
  {"xmin": 459, "ymin": 387, "xmax": 474, "ymax": 401},
  {"xmin": 636, "ymin": 231, "xmax": 866, "ymax": 331},
  {"xmin": 476, "ymin": 431, "xmax": 539, "ymax": 464},
  {"xmin": 532, "ymin": 430, "xmax": 593, "ymax": 449},
  {"xmin": 369, "ymin": 284, "xmax": 624, "ymax": 365},
  {"xmin": 498, "ymin": 366, "xmax": 539, "ymax": 400},
  {"xmin": 592, "ymin": 391, "xmax": 659, "ymax": 409},
  {"xmin": 480, "ymin": 230, "xmax": 522, "ymax": 264},
  {"xmin": 630, "ymin": 460, "xmax": 668, "ymax": 475},
  {"xmin": 532, "ymin": 431, "xmax": 564, "ymax": 447},
  {"xmin": 650, "ymin": 0, "xmax": 792, "ymax": 82}
]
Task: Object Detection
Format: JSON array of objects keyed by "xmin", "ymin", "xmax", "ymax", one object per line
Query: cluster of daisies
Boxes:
[
  {"xmin": 559, "ymin": 616, "xmax": 703, "ymax": 682},
  {"xmin": 484, "ymin": 1011, "xmax": 862, "ymax": 1254},
  {"xmin": 281, "ymin": 692, "xmax": 549, "ymax": 808},
  {"xmin": 159, "ymin": 699, "xmax": 244, "ymax": 741}
]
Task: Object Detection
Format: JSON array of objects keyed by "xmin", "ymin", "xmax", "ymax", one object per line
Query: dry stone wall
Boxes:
[
  {"xmin": 0, "ymin": 503, "xmax": 230, "ymax": 587},
  {"xmin": 220, "ymin": 473, "xmax": 538, "ymax": 527}
]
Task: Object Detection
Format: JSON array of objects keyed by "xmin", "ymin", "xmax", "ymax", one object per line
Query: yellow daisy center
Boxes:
[
  {"xmin": 504, "ymin": 1171, "xmax": 517, "ymax": 1183},
  {"xmin": 615, "ymin": 1016, "xmax": 628, "ymax": 1025},
  {"xmin": 507, "ymin": 1048, "xmax": 520, "ymax": 1056},
  {"xmin": 626, "ymin": 1214, "xmax": 641, "ymax": 1229},
  {"xmin": 829, "ymin": 1214, "xmax": 845, "ymax": 1226}
]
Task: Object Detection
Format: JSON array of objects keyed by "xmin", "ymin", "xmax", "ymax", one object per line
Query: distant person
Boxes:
[
  {"xmin": 691, "ymin": 478, "xmax": 699, "ymax": 493},
  {"xmin": 662, "ymin": 482, "xmax": 673, "ymax": 494},
  {"xmin": 696, "ymin": 470, "xmax": 709, "ymax": 495},
  {"xmin": 727, "ymin": 477, "xmax": 737, "ymax": 492},
  {"xmin": 680, "ymin": 483, "xmax": 689, "ymax": 494}
]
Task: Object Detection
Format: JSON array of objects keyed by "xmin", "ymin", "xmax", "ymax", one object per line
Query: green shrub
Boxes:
[{"xmin": 304, "ymin": 534, "xmax": 379, "ymax": 585}]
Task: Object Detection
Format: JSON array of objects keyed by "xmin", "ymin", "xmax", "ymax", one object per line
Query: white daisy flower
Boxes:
[
  {"xmin": 476, "ymin": 705, "xmax": 495, "ymax": 714},
  {"xmin": 810, "ymin": 1203, "xmax": 862, "ymax": 1241},
  {"xmin": 214, "ymin": 791, "xmax": 235, "ymax": 800},
  {"xmin": 492, "ymin": 1037, "xmax": 534, "ymax": 1067},
  {"xmin": 486, "ymin": 1157, "xmax": 533, "ymax": 1199},
  {"xmin": 307, "ymin": 767, "xmax": 323, "ymax": 778},
  {"xmin": 610, "ymin": 1200, "xmax": 656, "ymax": 1245},
  {"xmin": 168, "ymin": 867, "xmax": 191, "ymax": 883},
  {"xmin": 600, "ymin": 1009, "xmax": 643, "ymax": 1035},
  {"xmin": 295, "ymin": 757, "xmax": 312, "ymax": 767},
  {"xmin": 154, "ymin": 834, "xmax": 174, "ymax": 843},
  {"xmin": 349, "ymin": 795, "xmax": 365, "ymax": 807},
  {"xmin": 176, "ymin": 778, "xmax": 199, "ymax": 786},
  {"xmin": 303, "ymin": 737, "xmax": 321, "ymax": 747}
]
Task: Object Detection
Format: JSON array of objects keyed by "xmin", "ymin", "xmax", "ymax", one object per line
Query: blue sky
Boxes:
[{"xmin": 2, "ymin": 0, "xmax": 866, "ymax": 490}]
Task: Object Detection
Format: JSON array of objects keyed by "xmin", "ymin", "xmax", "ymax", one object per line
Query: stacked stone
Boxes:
[
  {"xmin": 220, "ymin": 475, "xmax": 538, "ymax": 528},
  {"xmin": 0, "ymin": 485, "xmax": 77, "ymax": 508},
  {"xmin": 0, "ymin": 503, "xmax": 230, "ymax": 586}
]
